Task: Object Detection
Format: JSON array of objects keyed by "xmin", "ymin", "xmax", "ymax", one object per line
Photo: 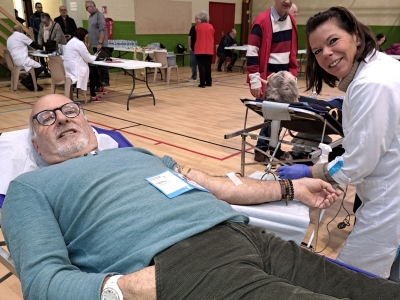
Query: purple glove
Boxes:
[{"xmin": 277, "ymin": 164, "xmax": 311, "ymax": 179}]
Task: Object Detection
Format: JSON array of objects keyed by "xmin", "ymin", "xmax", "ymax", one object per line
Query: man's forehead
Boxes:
[{"xmin": 32, "ymin": 97, "xmax": 72, "ymax": 114}]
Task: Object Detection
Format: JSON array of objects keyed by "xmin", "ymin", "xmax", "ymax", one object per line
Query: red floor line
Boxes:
[{"xmin": 88, "ymin": 120, "xmax": 243, "ymax": 161}]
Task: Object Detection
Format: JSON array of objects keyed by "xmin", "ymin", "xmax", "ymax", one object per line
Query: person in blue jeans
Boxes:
[{"xmin": 187, "ymin": 14, "xmax": 200, "ymax": 82}]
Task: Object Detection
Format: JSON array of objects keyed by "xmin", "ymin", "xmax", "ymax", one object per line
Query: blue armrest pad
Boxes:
[
  {"xmin": 92, "ymin": 126, "xmax": 133, "ymax": 148},
  {"xmin": 0, "ymin": 194, "xmax": 5, "ymax": 208},
  {"xmin": 324, "ymin": 256, "xmax": 380, "ymax": 278}
]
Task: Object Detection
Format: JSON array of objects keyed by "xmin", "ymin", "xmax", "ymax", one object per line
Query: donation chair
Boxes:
[
  {"xmin": 2, "ymin": 126, "xmax": 391, "ymax": 285},
  {"xmin": 4, "ymin": 49, "xmax": 38, "ymax": 93},
  {"xmin": 0, "ymin": 126, "xmax": 132, "ymax": 282},
  {"xmin": 225, "ymin": 98, "xmax": 344, "ymax": 176}
]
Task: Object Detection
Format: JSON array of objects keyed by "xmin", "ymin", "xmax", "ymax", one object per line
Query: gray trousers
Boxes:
[{"xmin": 155, "ymin": 222, "xmax": 399, "ymax": 300}]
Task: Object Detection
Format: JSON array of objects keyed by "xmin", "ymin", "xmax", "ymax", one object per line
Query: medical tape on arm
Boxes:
[{"xmin": 225, "ymin": 172, "xmax": 243, "ymax": 186}]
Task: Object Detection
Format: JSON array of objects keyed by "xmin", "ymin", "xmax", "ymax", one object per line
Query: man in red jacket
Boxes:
[{"xmin": 246, "ymin": 0, "xmax": 298, "ymax": 162}]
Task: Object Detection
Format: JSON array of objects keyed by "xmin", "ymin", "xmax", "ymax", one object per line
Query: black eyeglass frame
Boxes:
[{"xmin": 32, "ymin": 102, "xmax": 82, "ymax": 126}]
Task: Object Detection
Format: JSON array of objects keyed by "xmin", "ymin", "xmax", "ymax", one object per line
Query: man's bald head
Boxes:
[
  {"xmin": 30, "ymin": 95, "xmax": 97, "ymax": 165},
  {"xmin": 289, "ymin": 3, "xmax": 298, "ymax": 18},
  {"xmin": 13, "ymin": 25, "xmax": 23, "ymax": 32}
]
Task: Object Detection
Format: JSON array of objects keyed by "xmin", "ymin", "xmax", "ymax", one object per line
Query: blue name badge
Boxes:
[{"xmin": 145, "ymin": 170, "xmax": 209, "ymax": 199}]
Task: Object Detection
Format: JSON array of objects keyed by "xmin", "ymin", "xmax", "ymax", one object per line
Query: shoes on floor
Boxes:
[
  {"xmin": 254, "ymin": 148, "xmax": 285, "ymax": 163},
  {"xmin": 205, "ymin": 84, "xmax": 212, "ymax": 87},
  {"xmin": 187, "ymin": 78, "xmax": 197, "ymax": 82},
  {"xmin": 20, "ymin": 80, "xmax": 34, "ymax": 91},
  {"xmin": 96, "ymin": 87, "xmax": 108, "ymax": 94},
  {"xmin": 217, "ymin": 67, "xmax": 222, "ymax": 72},
  {"xmin": 280, "ymin": 151, "xmax": 313, "ymax": 166},
  {"xmin": 36, "ymin": 84, "xmax": 43, "ymax": 91},
  {"xmin": 90, "ymin": 95, "xmax": 104, "ymax": 103},
  {"xmin": 198, "ymin": 84, "xmax": 205, "ymax": 88},
  {"xmin": 227, "ymin": 66, "xmax": 233, "ymax": 72},
  {"xmin": 254, "ymin": 151, "xmax": 269, "ymax": 162}
]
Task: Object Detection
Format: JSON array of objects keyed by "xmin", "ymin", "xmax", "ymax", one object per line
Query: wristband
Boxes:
[
  {"xmin": 279, "ymin": 179, "xmax": 294, "ymax": 205},
  {"xmin": 98, "ymin": 42, "xmax": 103, "ymax": 44}
]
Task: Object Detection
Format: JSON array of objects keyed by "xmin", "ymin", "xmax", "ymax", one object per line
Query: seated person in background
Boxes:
[
  {"xmin": 259, "ymin": 71, "xmax": 342, "ymax": 163},
  {"xmin": 63, "ymin": 27, "xmax": 107, "ymax": 103},
  {"xmin": 376, "ymin": 33, "xmax": 386, "ymax": 52},
  {"xmin": 216, "ymin": 29, "xmax": 238, "ymax": 72},
  {"xmin": 6, "ymin": 25, "xmax": 44, "ymax": 91},
  {"xmin": 37, "ymin": 13, "xmax": 67, "ymax": 51},
  {"xmin": 3, "ymin": 94, "xmax": 400, "ymax": 300}
]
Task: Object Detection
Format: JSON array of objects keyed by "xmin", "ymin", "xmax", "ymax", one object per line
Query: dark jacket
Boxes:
[
  {"xmin": 29, "ymin": 12, "xmax": 42, "ymax": 38},
  {"xmin": 54, "ymin": 15, "xmax": 77, "ymax": 36},
  {"xmin": 217, "ymin": 33, "xmax": 237, "ymax": 55},
  {"xmin": 385, "ymin": 43, "xmax": 400, "ymax": 55}
]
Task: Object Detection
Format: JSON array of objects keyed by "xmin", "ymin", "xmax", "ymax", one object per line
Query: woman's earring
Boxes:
[{"xmin": 356, "ymin": 41, "xmax": 361, "ymax": 46}]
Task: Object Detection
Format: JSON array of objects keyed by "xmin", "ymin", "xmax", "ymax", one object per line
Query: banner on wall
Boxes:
[{"xmin": 102, "ymin": 6, "xmax": 108, "ymax": 14}]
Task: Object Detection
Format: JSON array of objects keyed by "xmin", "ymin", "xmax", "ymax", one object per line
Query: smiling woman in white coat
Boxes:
[
  {"xmin": 277, "ymin": 6, "xmax": 400, "ymax": 280},
  {"xmin": 63, "ymin": 27, "xmax": 107, "ymax": 103}
]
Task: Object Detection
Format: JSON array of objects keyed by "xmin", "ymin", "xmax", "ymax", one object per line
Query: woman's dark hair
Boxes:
[
  {"xmin": 376, "ymin": 33, "xmax": 386, "ymax": 44},
  {"xmin": 305, "ymin": 6, "xmax": 377, "ymax": 94},
  {"xmin": 74, "ymin": 27, "xmax": 88, "ymax": 42}
]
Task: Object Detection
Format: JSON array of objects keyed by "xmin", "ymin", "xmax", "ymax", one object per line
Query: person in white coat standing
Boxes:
[
  {"xmin": 277, "ymin": 6, "xmax": 400, "ymax": 280},
  {"xmin": 63, "ymin": 27, "xmax": 107, "ymax": 103}
]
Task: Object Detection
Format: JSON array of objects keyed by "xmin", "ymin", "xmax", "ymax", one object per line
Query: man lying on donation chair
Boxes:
[
  {"xmin": 257, "ymin": 70, "xmax": 344, "ymax": 164},
  {"xmin": 0, "ymin": 117, "xmax": 132, "ymax": 209},
  {"xmin": 3, "ymin": 94, "xmax": 400, "ymax": 300}
]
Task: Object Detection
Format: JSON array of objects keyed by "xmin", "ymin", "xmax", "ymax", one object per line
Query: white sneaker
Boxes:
[{"xmin": 187, "ymin": 78, "xmax": 197, "ymax": 82}]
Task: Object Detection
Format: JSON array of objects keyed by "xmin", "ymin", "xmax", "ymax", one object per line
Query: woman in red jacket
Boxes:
[{"xmin": 194, "ymin": 11, "xmax": 215, "ymax": 88}]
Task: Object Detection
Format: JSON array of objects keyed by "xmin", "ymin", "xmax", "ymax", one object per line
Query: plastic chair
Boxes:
[
  {"xmin": 213, "ymin": 44, "xmax": 228, "ymax": 71},
  {"xmin": 153, "ymin": 50, "xmax": 179, "ymax": 85},
  {"xmin": 47, "ymin": 56, "xmax": 87, "ymax": 104},
  {"xmin": 3, "ymin": 49, "xmax": 38, "ymax": 93}
]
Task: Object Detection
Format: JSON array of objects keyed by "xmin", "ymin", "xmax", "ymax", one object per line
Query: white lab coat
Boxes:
[
  {"xmin": 328, "ymin": 52, "xmax": 400, "ymax": 278},
  {"xmin": 63, "ymin": 37, "xmax": 96, "ymax": 90},
  {"xmin": 6, "ymin": 31, "xmax": 41, "ymax": 72}
]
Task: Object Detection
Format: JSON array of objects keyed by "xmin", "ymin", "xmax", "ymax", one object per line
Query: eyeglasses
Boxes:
[
  {"xmin": 60, "ymin": 9, "xmax": 67, "ymax": 11},
  {"xmin": 85, "ymin": 6, "xmax": 91, "ymax": 10},
  {"xmin": 32, "ymin": 102, "xmax": 81, "ymax": 126}
]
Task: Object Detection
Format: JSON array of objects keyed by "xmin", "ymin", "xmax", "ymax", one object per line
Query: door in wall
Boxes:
[
  {"xmin": 23, "ymin": 0, "xmax": 33, "ymax": 27},
  {"xmin": 209, "ymin": 2, "xmax": 235, "ymax": 63}
]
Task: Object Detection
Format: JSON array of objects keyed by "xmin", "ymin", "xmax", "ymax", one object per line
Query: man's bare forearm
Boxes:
[{"xmin": 186, "ymin": 169, "xmax": 282, "ymax": 205}]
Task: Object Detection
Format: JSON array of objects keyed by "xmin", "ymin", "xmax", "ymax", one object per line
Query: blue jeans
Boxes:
[
  {"xmin": 190, "ymin": 50, "xmax": 197, "ymax": 80},
  {"xmin": 255, "ymin": 123, "xmax": 272, "ymax": 151}
]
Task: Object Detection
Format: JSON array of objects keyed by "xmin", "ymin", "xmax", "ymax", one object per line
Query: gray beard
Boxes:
[
  {"xmin": 53, "ymin": 123, "xmax": 91, "ymax": 157},
  {"xmin": 55, "ymin": 134, "xmax": 90, "ymax": 157}
]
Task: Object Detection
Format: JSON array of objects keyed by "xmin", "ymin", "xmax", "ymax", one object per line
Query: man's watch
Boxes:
[
  {"xmin": 101, "ymin": 275, "xmax": 123, "ymax": 300},
  {"xmin": 98, "ymin": 42, "xmax": 103, "ymax": 44}
]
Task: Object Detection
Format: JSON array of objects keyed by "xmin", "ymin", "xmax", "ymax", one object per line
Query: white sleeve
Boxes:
[
  {"xmin": 22, "ymin": 34, "xmax": 34, "ymax": 46},
  {"xmin": 76, "ymin": 41, "xmax": 96, "ymax": 64},
  {"xmin": 330, "ymin": 72, "xmax": 400, "ymax": 185}
]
